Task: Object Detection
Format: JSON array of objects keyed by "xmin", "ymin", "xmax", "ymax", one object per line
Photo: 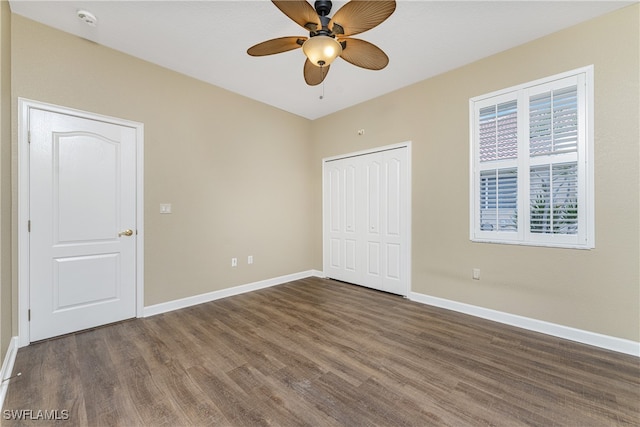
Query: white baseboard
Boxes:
[
  {"xmin": 143, "ymin": 270, "xmax": 323, "ymax": 317},
  {"xmin": 0, "ymin": 337, "xmax": 19, "ymax": 410},
  {"xmin": 409, "ymin": 292, "xmax": 639, "ymax": 357}
]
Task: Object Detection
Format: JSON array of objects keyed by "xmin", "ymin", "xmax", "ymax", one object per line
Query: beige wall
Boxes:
[
  {"xmin": 10, "ymin": 15, "xmax": 315, "ymax": 311},
  {"xmin": 1, "ymin": 0, "xmax": 12, "ymax": 360},
  {"xmin": 311, "ymin": 4, "xmax": 640, "ymax": 341},
  {"xmin": 4, "ymin": 4, "xmax": 639, "ymax": 349}
]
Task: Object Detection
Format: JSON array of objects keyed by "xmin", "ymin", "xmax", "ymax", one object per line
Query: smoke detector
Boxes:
[{"xmin": 77, "ymin": 10, "xmax": 98, "ymax": 27}]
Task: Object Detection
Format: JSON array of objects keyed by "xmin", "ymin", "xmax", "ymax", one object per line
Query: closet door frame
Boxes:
[{"xmin": 322, "ymin": 141, "xmax": 412, "ymax": 296}]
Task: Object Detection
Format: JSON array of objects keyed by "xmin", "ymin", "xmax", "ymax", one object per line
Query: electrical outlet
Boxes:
[
  {"xmin": 472, "ymin": 268, "xmax": 480, "ymax": 280},
  {"xmin": 248, "ymin": 255, "xmax": 253, "ymax": 265},
  {"xmin": 231, "ymin": 258, "xmax": 238, "ymax": 267}
]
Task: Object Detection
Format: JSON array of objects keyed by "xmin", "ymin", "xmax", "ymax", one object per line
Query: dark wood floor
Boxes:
[{"xmin": 3, "ymin": 278, "xmax": 639, "ymax": 426}]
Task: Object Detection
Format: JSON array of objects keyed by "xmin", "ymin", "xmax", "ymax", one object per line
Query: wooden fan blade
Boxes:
[
  {"xmin": 272, "ymin": 0, "xmax": 321, "ymax": 32},
  {"xmin": 329, "ymin": 1, "xmax": 396, "ymax": 36},
  {"xmin": 304, "ymin": 59, "xmax": 330, "ymax": 86},
  {"xmin": 340, "ymin": 38, "xmax": 389, "ymax": 70},
  {"xmin": 247, "ymin": 37, "xmax": 306, "ymax": 56}
]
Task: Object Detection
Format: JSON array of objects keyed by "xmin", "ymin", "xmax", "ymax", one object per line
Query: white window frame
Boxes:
[{"xmin": 470, "ymin": 66, "xmax": 594, "ymax": 249}]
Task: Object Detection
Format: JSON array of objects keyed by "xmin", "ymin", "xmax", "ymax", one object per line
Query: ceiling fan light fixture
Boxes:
[{"xmin": 302, "ymin": 35, "xmax": 342, "ymax": 67}]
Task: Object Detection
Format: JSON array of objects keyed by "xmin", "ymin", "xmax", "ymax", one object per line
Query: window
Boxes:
[{"xmin": 470, "ymin": 66, "xmax": 594, "ymax": 248}]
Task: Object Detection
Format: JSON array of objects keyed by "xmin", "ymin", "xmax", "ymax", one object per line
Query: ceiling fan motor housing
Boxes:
[
  {"xmin": 314, "ymin": 0, "xmax": 333, "ymax": 16},
  {"xmin": 311, "ymin": 0, "xmax": 334, "ymax": 37}
]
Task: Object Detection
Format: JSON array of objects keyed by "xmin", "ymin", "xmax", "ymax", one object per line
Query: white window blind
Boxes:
[
  {"xmin": 479, "ymin": 100, "xmax": 518, "ymax": 161},
  {"xmin": 470, "ymin": 66, "xmax": 593, "ymax": 249},
  {"xmin": 530, "ymin": 163, "xmax": 579, "ymax": 235},
  {"xmin": 479, "ymin": 168, "xmax": 518, "ymax": 232},
  {"xmin": 529, "ymin": 85, "xmax": 579, "ymax": 156}
]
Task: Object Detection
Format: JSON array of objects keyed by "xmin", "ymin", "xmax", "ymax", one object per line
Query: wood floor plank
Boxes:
[
  {"xmin": 186, "ymin": 365, "xmax": 266, "ymax": 426},
  {"xmin": 3, "ymin": 278, "xmax": 638, "ymax": 426}
]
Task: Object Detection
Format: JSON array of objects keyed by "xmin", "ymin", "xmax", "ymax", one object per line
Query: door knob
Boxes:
[{"xmin": 118, "ymin": 229, "xmax": 134, "ymax": 237}]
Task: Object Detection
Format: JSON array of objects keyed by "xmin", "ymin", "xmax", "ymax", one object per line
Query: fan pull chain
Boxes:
[{"xmin": 319, "ymin": 65, "xmax": 326, "ymax": 100}]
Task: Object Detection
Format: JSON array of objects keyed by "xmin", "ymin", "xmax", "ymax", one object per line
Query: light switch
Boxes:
[{"xmin": 160, "ymin": 203, "xmax": 172, "ymax": 214}]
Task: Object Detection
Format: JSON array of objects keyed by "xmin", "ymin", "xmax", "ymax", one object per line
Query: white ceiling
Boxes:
[{"xmin": 8, "ymin": 1, "xmax": 634, "ymax": 120}]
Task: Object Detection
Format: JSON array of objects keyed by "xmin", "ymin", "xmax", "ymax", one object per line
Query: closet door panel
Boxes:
[
  {"xmin": 345, "ymin": 239, "xmax": 358, "ymax": 272},
  {"xmin": 386, "ymin": 243, "xmax": 401, "ymax": 280},
  {"xmin": 323, "ymin": 158, "xmax": 362, "ymax": 284},
  {"xmin": 381, "ymin": 149, "xmax": 408, "ymax": 295},
  {"xmin": 329, "ymin": 238, "xmax": 341, "ymax": 269},
  {"xmin": 386, "ymin": 156, "xmax": 402, "ymax": 237},
  {"xmin": 363, "ymin": 157, "xmax": 383, "ymax": 288},
  {"xmin": 345, "ymin": 164, "xmax": 357, "ymax": 234}
]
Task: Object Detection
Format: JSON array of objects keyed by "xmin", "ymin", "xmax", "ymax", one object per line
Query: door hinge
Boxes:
[
  {"xmin": 28, "ymin": 309, "xmax": 31, "ymax": 321},
  {"xmin": 27, "ymin": 220, "xmax": 31, "ymax": 232},
  {"xmin": 28, "ymin": 130, "xmax": 31, "ymax": 144}
]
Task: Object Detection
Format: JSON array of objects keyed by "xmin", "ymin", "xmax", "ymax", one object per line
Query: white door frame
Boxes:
[
  {"xmin": 17, "ymin": 98, "xmax": 144, "ymax": 347},
  {"xmin": 322, "ymin": 141, "xmax": 412, "ymax": 296}
]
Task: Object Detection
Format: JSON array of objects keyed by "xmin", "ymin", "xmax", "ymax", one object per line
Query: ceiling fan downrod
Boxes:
[{"xmin": 313, "ymin": 0, "xmax": 333, "ymax": 36}]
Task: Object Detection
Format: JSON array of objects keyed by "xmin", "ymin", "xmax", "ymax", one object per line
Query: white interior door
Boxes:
[
  {"xmin": 323, "ymin": 145, "xmax": 410, "ymax": 296},
  {"xmin": 362, "ymin": 149, "xmax": 408, "ymax": 295},
  {"xmin": 324, "ymin": 157, "xmax": 363, "ymax": 285},
  {"xmin": 29, "ymin": 108, "xmax": 138, "ymax": 341}
]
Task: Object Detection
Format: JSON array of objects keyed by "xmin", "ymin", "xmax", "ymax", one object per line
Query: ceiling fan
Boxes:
[{"xmin": 247, "ymin": 0, "xmax": 396, "ymax": 86}]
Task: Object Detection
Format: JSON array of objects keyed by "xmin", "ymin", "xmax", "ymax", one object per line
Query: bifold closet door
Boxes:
[
  {"xmin": 362, "ymin": 149, "xmax": 408, "ymax": 295},
  {"xmin": 324, "ymin": 156, "xmax": 363, "ymax": 285},
  {"xmin": 323, "ymin": 147, "xmax": 409, "ymax": 296}
]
